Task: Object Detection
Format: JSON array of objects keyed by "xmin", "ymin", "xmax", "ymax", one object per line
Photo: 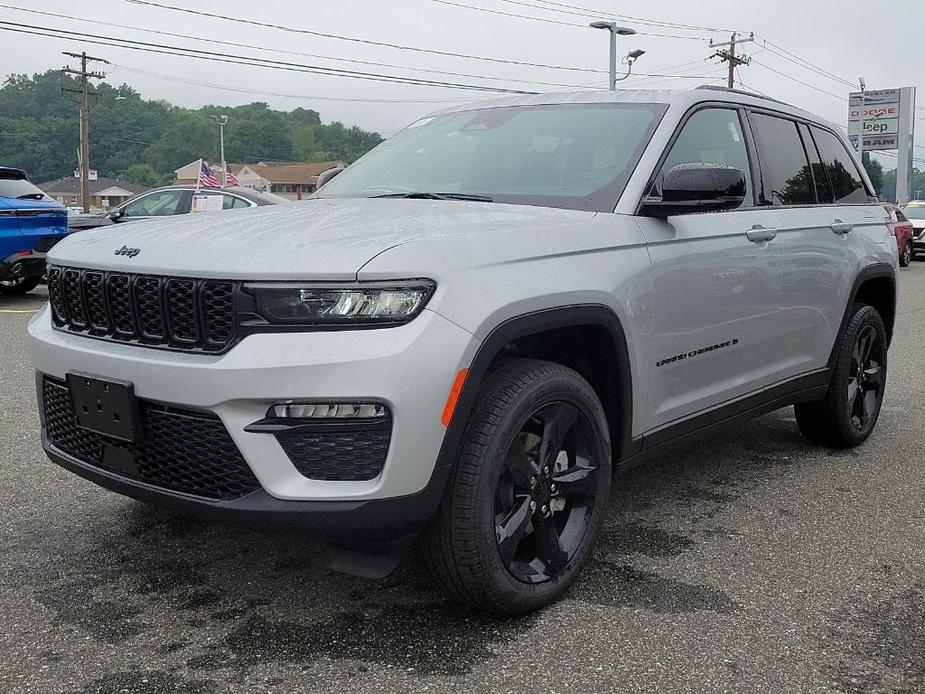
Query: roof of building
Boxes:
[
  {"xmin": 241, "ymin": 161, "xmax": 343, "ymax": 185},
  {"xmin": 37, "ymin": 176, "xmax": 151, "ymax": 195}
]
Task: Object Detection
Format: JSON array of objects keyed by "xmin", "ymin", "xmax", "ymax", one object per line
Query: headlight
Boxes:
[{"xmin": 243, "ymin": 280, "xmax": 435, "ymax": 326}]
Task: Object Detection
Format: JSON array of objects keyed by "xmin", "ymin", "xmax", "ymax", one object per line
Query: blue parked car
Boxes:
[{"xmin": 0, "ymin": 166, "xmax": 68, "ymax": 295}]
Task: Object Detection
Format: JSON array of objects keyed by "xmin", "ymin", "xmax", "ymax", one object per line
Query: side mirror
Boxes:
[
  {"xmin": 108, "ymin": 207, "xmax": 124, "ymax": 221},
  {"xmin": 315, "ymin": 166, "xmax": 345, "ymax": 190},
  {"xmin": 642, "ymin": 163, "xmax": 746, "ymax": 217}
]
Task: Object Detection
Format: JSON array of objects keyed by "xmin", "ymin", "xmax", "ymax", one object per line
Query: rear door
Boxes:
[
  {"xmin": 750, "ymin": 112, "xmax": 885, "ymax": 375},
  {"xmin": 636, "ymin": 105, "xmax": 786, "ymax": 431}
]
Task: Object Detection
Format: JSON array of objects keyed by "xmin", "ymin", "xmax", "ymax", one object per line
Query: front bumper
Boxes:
[
  {"xmin": 43, "ymin": 433, "xmax": 452, "ymax": 539},
  {"xmin": 30, "ymin": 305, "xmax": 478, "ymax": 530}
]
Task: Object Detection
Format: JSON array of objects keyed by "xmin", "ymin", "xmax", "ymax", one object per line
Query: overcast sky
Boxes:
[{"xmin": 2, "ymin": 0, "xmax": 923, "ymax": 165}]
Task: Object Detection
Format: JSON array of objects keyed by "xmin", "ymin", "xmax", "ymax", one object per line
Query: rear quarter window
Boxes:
[{"xmin": 810, "ymin": 127, "xmax": 871, "ymax": 204}]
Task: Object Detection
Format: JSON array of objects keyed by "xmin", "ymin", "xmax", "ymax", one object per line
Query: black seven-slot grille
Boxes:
[
  {"xmin": 42, "ymin": 376, "xmax": 260, "ymax": 500},
  {"xmin": 47, "ymin": 266, "xmax": 238, "ymax": 352}
]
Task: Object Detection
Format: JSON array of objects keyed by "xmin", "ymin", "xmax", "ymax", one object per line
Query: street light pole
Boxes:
[
  {"xmin": 856, "ymin": 78, "xmax": 866, "ymax": 167},
  {"xmin": 589, "ymin": 21, "xmax": 636, "ymax": 90},
  {"xmin": 211, "ymin": 115, "xmax": 228, "ymax": 186}
]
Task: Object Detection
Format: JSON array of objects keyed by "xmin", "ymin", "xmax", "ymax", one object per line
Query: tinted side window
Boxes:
[
  {"xmin": 798, "ymin": 123, "xmax": 832, "ymax": 204},
  {"xmin": 895, "ymin": 209, "xmax": 907, "ymax": 222},
  {"xmin": 658, "ymin": 108, "xmax": 752, "ymax": 207},
  {"xmin": 810, "ymin": 127, "xmax": 870, "ymax": 204},
  {"xmin": 122, "ymin": 190, "xmax": 184, "ymax": 217},
  {"xmin": 751, "ymin": 114, "xmax": 814, "ymax": 206}
]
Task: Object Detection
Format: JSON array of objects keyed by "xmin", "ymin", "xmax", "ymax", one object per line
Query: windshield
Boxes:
[
  {"xmin": 0, "ymin": 172, "xmax": 46, "ymax": 200},
  {"xmin": 903, "ymin": 205, "xmax": 925, "ymax": 220},
  {"xmin": 315, "ymin": 103, "xmax": 666, "ymax": 212}
]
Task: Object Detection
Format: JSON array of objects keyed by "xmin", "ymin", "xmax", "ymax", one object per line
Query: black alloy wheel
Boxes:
[
  {"xmin": 795, "ymin": 303, "xmax": 887, "ymax": 448},
  {"xmin": 847, "ymin": 324, "xmax": 884, "ymax": 432},
  {"xmin": 900, "ymin": 242, "xmax": 913, "ymax": 267},
  {"xmin": 494, "ymin": 402, "xmax": 601, "ymax": 584},
  {"xmin": 425, "ymin": 358, "xmax": 611, "ymax": 615}
]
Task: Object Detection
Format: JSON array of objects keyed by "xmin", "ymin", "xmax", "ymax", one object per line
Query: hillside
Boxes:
[{"xmin": 0, "ymin": 71, "xmax": 383, "ymax": 185}]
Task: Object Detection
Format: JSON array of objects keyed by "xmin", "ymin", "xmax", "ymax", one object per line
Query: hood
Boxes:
[{"xmin": 48, "ymin": 197, "xmax": 595, "ymax": 280}]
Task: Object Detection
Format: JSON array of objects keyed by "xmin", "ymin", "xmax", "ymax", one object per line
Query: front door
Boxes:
[{"xmin": 636, "ymin": 106, "xmax": 785, "ymax": 431}]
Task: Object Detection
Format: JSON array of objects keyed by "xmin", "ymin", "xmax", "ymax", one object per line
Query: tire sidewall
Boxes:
[
  {"xmin": 468, "ymin": 367, "xmax": 611, "ymax": 612},
  {"xmin": 900, "ymin": 242, "xmax": 912, "ymax": 267},
  {"xmin": 831, "ymin": 305, "xmax": 888, "ymax": 445}
]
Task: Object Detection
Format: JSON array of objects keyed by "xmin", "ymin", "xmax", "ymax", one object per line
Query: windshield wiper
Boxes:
[
  {"xmin": 371, "ymin": 191, "xmax": 494, "ymax": 202},
  {"xmin": 16, "ymin": 193, "xmax": 44, "ymax": 200}
]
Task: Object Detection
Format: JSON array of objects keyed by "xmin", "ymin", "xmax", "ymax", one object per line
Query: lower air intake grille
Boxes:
[
  {"xmin": 42, "ymin": 377, "xmax": 260, "ymax": 501},
  {"xmin": 275, "ymin": 419, "xmax": 392, "ymax": 482}
]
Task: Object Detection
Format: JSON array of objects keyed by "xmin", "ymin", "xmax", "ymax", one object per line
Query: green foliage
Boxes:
[
  {"xmin": 122, "ymin": 163, "xmax": 163, "ymax": 187},
  {"xmin": 0, "ymin": 71, "xmax": 383, "ymax": 183},
  {"xmin": 880, "ymin": 167, "xmax": 925, "ymax": 203},
  {"xmin": 861, "ymin": 152, "xmax": 884, "ymax": 196}
]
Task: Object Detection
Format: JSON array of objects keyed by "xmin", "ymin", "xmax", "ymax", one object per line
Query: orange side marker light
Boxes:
[{"xmin": 441, "ymin": 368, "xmax": 469, "ymax": 428}]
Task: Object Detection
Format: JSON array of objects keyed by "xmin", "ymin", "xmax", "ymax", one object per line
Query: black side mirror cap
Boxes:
[{"xmin": 641, "ymin": 163, "xmax": 747, "ymax": 218}]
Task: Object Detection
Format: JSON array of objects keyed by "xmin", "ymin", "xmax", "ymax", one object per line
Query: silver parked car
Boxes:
[
  {"xmin": 30, "ymin": 88, "xmax": 896, "ymax": 615},
  {"xmin": 67, "ymin": 185, "xmax": 288, "ymax": 230}
]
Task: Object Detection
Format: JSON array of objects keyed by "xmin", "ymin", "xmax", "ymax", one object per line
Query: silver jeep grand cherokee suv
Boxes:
[{"xmin": 29, "ymin": 88, "xmax": 897, "ymax": 615}]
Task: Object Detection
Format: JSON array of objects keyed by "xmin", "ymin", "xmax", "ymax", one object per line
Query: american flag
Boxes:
[
  {"xmin": 225, "ymin": 165, "xmax": 240, "ymax": 187},
  {"xmin": 199, "ymin": 160, "xmax": 220, "ymax": 188}
]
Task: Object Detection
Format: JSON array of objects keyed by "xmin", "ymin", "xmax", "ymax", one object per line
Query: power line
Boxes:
[
  {"xmin": 0, "ymin": 21, "xmax": 536, "ymax": 95},
  {"xmin": 753, "ymin": 35, "xmax": 856, "ymax": 88},
  {"xmin": 749, "ymin": 59, "xmax": 846, "ymax": 101},
  {"xmin": 112, "ymin": 65, "xmax": 472, "ymax": 104},
  {"xmin": 500, "ymin": 0, "xmax": 736, "ymax": 32},
  {"xmin": 432, "ymin": 0, "xmax": 708, "ymax": 39},
  {"xmin": 124, "ymin": 0, "xmax": 609, "ymax": 74},
  {"xmin": 0, "ymin": 3, "xmax": 597, "ymax": 90}
]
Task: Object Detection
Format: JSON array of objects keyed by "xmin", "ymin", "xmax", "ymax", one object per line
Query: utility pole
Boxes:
[
  {"xmin": 211, "ymin": 115, "xmax": 228, "ymax": 186},
  {"xmin": 709, "ymin": 32, "xmax": 754, "ymax": 89},
  {"xmin": 856, "ymin": 78, "xmax": 866, "ymax": 165},
  {"xmin": 62, "ymin": 52, "xmax": 108, "ymax": 213}
]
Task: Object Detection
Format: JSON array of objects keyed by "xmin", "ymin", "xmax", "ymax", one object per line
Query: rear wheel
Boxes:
[
  {"xmin": 0, "ymin": 276, "xmax": 40, "ymax": 295},
  {"xmin": 795, "ymin": 304, "xmax": 887, "ymax": 448},
  {"xmin": 900, "ymin": 241, "xmax": 913, "ymax": 267},
  {"xmin": 424, "ymin": 359, "xmax": 611, "ymax": 615}
]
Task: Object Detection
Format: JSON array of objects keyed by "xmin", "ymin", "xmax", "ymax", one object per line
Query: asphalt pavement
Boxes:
[{"xmin": 1, "ymin": 269, "xmax": 923, "ymax": 694}]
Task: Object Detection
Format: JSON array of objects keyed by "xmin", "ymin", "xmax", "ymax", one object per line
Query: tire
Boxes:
[
  {"xmin": 794, "ymin": 304, "xmax": 887, "ymax": 448},
  {"xmin": 0, "ymin": 276, "xmax": 41, "ymax": 295},
  {"xmin": 424, "ymin": 358, "xmax": 612, "ymax": 615},
  {"xmin": 900, "ymin": 241, "xmax": 913, "ymax": 267}
]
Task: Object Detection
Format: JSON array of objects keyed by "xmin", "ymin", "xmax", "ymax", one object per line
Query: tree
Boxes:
[
  {"xmin": 862, "ymin": 152, "xmax": 884, "ymax": 196},
  {"xmin": 0, "ymin": 72, "xmax": 383, "ymax": 181},
  {"xmin": 123, "ymin": 163, "xmax": 163, "ymax": 187}
]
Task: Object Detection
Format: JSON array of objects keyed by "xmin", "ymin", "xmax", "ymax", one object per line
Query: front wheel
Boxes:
[
  {"xmin": 424, "ymin": 359, "xmax": 612, "ymax": 615},
  {"xmin": 795, "ymin": 304, "xmax": 887, "ymax": 448},
  {"xmin": 0, "ymin": 276, "xmax": 41, "ymax": 295},
  {"xmin": 900, "ymin": 241, "xmax": 913, "ymax": 267}
]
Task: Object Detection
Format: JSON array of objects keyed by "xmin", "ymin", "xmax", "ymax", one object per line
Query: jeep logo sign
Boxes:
[{"xmin": 114, "ymin": 245, "xmax": 140, "ymax": 258}]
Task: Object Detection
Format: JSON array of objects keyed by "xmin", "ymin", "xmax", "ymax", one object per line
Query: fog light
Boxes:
[{"xmin": 271, "ymin": 402, "xmax": 387, "ymax": 419}]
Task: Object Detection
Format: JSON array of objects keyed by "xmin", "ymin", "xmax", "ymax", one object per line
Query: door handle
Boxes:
[
  {"xmin": 831, "ymin": 219, "xmax": 853, "ymax": 234},
  {"xmin": 746, "ymin": 225, "xmax": 777, "ymax": 243}
]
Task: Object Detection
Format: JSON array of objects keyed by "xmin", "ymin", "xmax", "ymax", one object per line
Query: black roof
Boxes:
[{"xmin": 37, "ymin": 176, "xmax": 151, "ymax": 195}]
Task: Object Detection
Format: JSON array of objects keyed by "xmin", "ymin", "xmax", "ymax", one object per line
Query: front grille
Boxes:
[
  {"xmin": 276, "ymin": 419, "xmax": 392, "ymax": 481},
  {"xmin": 42, "ymin": 377, "xmax": 260, "ymax": 501},
  {"xmin": 47, "ymin": 265, "xmax": 238, "ymax": 352}
]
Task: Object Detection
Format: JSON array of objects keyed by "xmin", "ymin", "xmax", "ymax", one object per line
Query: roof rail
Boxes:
[{"xmin": 695, "ymin": 85, "xmax": 789, "ymax": 107}]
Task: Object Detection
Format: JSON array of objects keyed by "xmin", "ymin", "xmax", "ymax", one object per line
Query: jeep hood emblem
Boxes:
[{"xmin": 115, "ymin": 245, "xmax": 140, "ymax": 258}]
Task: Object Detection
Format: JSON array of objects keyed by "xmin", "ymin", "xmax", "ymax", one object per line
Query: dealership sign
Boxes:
[
  {"xmin": 846, "ymin": 86, "xmax": 916, "ymax": 204},
  {"xmin": 847, "ymin": 88, "xmax": 907, "ymax": 150}
]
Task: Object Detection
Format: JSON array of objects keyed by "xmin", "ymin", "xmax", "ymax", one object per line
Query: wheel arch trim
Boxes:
[{"xmin": 434, "ymin": 304, "xmax": 636, "ymax": 475}]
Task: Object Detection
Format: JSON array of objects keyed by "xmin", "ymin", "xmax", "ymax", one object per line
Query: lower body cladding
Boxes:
[{"xmin": 28, "ymin": 306, "xmax": 477, "ymax": 559}]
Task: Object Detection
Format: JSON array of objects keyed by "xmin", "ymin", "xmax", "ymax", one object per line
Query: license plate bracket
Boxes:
[{"xmin": 67, "ymin": 372, "xmax": 141, "ymax": 443}]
